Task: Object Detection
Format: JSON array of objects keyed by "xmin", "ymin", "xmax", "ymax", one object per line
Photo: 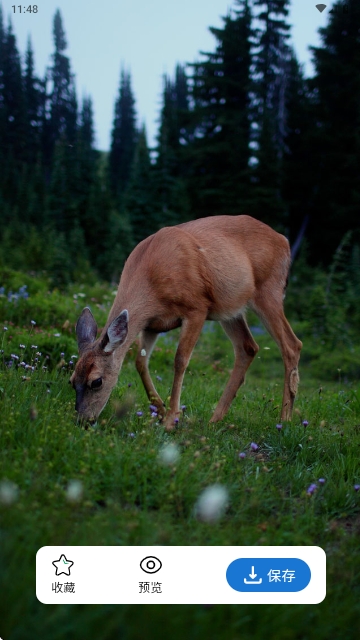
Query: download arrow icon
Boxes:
[
  {"xmin": 249, "ymin": 566, "xmax": 257, "ymax": 579},
  {"xmin": 244, "ymin": 565, "xmax": 263, "ymax": 584}
]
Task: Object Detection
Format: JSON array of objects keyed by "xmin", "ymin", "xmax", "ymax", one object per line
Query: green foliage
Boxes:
[{"xmin": 286, "ymin": 234, "xmax": 360, "ymax": 353}]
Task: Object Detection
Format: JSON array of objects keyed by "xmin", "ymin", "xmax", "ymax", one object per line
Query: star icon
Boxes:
[{"xmin": 52, "ymin": 554, "xmax": 74, "ymax": 576}]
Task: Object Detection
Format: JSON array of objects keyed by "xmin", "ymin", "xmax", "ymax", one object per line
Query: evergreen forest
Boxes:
[{"xmin": 0, "ymin": 0, "xmax": 359, "ymax": 287}]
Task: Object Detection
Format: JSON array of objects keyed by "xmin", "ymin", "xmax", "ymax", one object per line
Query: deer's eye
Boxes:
[{"xmin": 90, "ymin": 377, "xmax": 102, "ymax": 390}]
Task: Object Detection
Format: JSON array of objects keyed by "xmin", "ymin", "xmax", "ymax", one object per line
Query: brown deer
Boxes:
[{"xmin": 70, "ymin": 215, "xmax": 302, "ymax": 430}]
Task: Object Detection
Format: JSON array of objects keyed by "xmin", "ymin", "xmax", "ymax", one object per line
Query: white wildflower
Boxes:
[
  {"xmin": 158, "ymin": 443, "xmax": 180, "ymax": 466},
  {"xmin": 0, "ymin": 480, "xmax": 19, "ymax": 505},
  {"xmin": 65, "ymin": 480, "xmax": 83, "ymax": 504},
  {"xmin": 194, "ymin": 484, "xmax": 229, "ymax": 523}
]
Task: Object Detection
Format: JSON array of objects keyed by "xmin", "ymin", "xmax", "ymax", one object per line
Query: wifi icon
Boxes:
[{"xmin": 316, "ymin": 4, "xmax": 327, "ymax": 11}]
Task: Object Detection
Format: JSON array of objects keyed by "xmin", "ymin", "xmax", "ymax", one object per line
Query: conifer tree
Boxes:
[
  {"xmin": 124, "ymin": 124, "xmax": 157, "ymax": 244},
  {"xmin": 186, "ymin": 0, "xmax": 253, "ymax": 218},
  {"xmin": 250, "ymin": 0, "xmax": 292, "ymax": 227},
  {"xmin": 76, "ymin": 96, "xmax": 97, "ymax": 232},
  {"xmin": 1, "ymin": 20, "xmax": 25, "ymax": 162},
  {"xmin": 109, "ymin": 69, "xmax": 137, "ymax": 204},
  {"xmin": 282, "ymin": 52, "xmax": 313, "ymax": 253},
  {"xmin": 0, "ymin": 5, "xmax": 5, "ymax": 150},
  {"xmin": 24, "ymin": 37, "xmax": 44, "ymax": 164},
  {"xmin": 45, "ymin": 9, "xmax": 77, "ymax": 166},
  {"xmin": 307, "ymin": 0, "xmax": 360, "ymax": 263},
  {"xmin": 155, "ymin": 64, "xmax": 190, "ymax": 227}
]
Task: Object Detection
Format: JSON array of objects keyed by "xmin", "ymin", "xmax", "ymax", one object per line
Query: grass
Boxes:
[{"xmin": 0, "ymin": 275, "xmax": 360, "ymax": 639}]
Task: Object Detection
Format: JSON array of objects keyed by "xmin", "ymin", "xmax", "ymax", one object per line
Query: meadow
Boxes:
[{"xmin": 0, "ymin": 269, "xmax": 360, "ymax": 639}]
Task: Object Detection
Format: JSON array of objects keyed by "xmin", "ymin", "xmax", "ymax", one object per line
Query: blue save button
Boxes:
[{"xmin": 226, "ymin": 558, "xmax": 311, "ymax": 592}]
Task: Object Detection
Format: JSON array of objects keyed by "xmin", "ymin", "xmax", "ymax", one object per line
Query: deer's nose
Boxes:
[{"xmin": 75, "ymin": 385, "xmax": 86, "ymax": 412}]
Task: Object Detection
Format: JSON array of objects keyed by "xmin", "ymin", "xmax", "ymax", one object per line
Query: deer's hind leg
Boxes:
[
  {"xmin": 136, "ymin": 330, "xmax": 166, "ymax": 418},
  {"xmin": 251, "ymin": 289, "xmax": 302, "ymax": 421},
  {"xmin": 209, "ymin": 315, "xmax": 259, "ymax": 423}
]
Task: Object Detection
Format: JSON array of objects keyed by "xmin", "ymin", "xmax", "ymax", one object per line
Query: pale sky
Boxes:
[{"xmin": 2, "ymin": 1, "xmax": 333, "ymax": 150}]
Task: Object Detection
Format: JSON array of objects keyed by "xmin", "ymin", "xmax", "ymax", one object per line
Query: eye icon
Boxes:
[{"xmin": 140, "ymin": 556, "xmax": 162, "ymax": 574}]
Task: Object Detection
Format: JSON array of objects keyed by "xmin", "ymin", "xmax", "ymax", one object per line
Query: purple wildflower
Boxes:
[
  {"xmin": 354, "ymin": 485, "xmax": 360, "ymax": 492},
  {"xmin": 136, "ymin": 411, "xmax": 143, "ymax": 417},
  {"xmin": 276, "ymin": 423, "xmax": 282, "ymax": 431},
  {"xmin": 174, "ymin": 417, "xmax": 179, "ymax": 424},
  {"xmin": 156, "ymin": 375, "xmax": 162, "ymax": 381},
  {"xmin": 151, "ymin": 411, "xmax": 158, "ymax": 418},
  {"xmin": 239, "ymin": 452, "xmax": 246, "ymax": 459},
  {"xmin": 250, "ymin": 442, "xmax": 259, "ymax": 451},
  {"xmin": 302, "ymin": 420, "xmax": 309, "ymax": 428},
  {"xmin": 129, "ymin": 433, "xmax": 135, "ymax": 438},
  {"xmin": 307, "ymin": 483, "xmax": 318, "ymax": 495},
  {"xmin": 181, "ymin": 405, "xmax": 187, "ymax": 412},
  {"xmin": 128, "ymin": 383, "xmax": 132, "ymax": 387},
  {"xmin": 30, "ymin": 320, "xmax": 36, "ymax": 325},
  {"xmin": 149, "ymin": 405, "xmax": 158, "ymax": 412},
  {"xmin": 318, "ymin": 478, "xmax": 326, "ymax": 485}
]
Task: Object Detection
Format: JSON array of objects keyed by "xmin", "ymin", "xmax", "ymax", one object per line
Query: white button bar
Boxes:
[{"xmin": 36, "ymin": 546, "xmax": 326, "ymax": 604}]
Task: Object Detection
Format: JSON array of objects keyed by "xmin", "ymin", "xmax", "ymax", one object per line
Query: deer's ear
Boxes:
[
  {"xmin": 102, "ymin": 310, "xmax": 129, "ymax": 353},
  {"xmin": 76, "ymin": 307, "xmax": 98, "ymax": 353}
]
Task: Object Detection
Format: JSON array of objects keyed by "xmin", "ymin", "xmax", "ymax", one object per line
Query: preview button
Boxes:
[{"xmin": 226, "ymin": 558, "xmax": 311, "ymax": 592}]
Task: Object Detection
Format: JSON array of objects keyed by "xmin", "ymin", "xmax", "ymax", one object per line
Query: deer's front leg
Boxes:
[
  {"xmin": 136, "ymin": 330, "xmax": 166, "ymax": 419},
  {"xmin": 165, "ymin": 313, "xmax": 206, "ymax": 431}
]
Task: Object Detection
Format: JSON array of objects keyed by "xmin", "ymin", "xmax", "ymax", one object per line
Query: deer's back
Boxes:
[{"xmin": 121, "ymin": 215, "xmax": 290, "ymax": 321}]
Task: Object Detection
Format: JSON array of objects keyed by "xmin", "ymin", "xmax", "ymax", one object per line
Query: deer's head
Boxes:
[{"xmin": 70, "ymin": 307, "xmax": 129, "ymax": 423}]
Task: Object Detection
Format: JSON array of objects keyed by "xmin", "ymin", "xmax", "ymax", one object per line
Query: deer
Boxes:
[{"xmin": 70, "ymin": 215, "xmax": 302, "ymax": 430}]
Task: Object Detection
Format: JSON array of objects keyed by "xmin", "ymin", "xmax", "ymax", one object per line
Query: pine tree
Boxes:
[
  {"xmin": 307, "ymin": 0, "xmax": 360, "ymax": 263},
  {"xmin": 124, "ymin": 125, "xmax": 158, "ymax": 245},
  {"xmin": 186, "ymin": 0, "xmax": 253, "ymax": 218},
  {"xmin": 47, "ymin": 136, "xmax": 73, "ymax": 233},
  {"xmin": 155, "ymin": 64, "xmax": 190, "ymax": 227},
  {"xmin": 282, "ymin": 52, "xmax": 314, "ymax": 253},
  {"xmin": 250, "ymin": 0, "xmax": 292, "ymax": 227},
  {"xmin": 24, "ymin": 37, "xmax": 43, "ymax": 163},
  {"xmin": 86, "ymin": 152, "xmax": 133, "ymax": 280},
  {"xmin": 76, "ymin": 96, "xmax": 98, "ymax": 235},
  {"xmin": 0, "ymin": 5, "xmax": 6, "ymax": 151},
  {"xmin": 0, "ymin": 16, "xmax": 27, "ymax": 231},
  {"xmin": 45, "ymin": 9, "xmax": 77, "ymax": 166},
  {"xmin": 109, "ymin": 68, "xmax": 137, "ymax": 204},
  {"xmin": 1, "ymin": 19, "xmax": 25, "ymax": 162}
]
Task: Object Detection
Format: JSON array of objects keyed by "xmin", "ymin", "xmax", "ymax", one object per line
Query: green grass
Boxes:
[{"xmin": 1, "ymin": 276, "xmax": 360, "ymax": 639}]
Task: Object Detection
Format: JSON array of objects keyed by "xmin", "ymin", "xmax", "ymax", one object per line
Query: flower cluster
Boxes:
[
  {"xmin": 307, "ymin": 483, "xmax": 318, "ymax": 496},
  {"xmin": 0, "ymin": 284, "xmax": 29, "ymax": 303},
  {"xmin": 307, "ymin": 478, "xmax": 326, "ymax": 495}
]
